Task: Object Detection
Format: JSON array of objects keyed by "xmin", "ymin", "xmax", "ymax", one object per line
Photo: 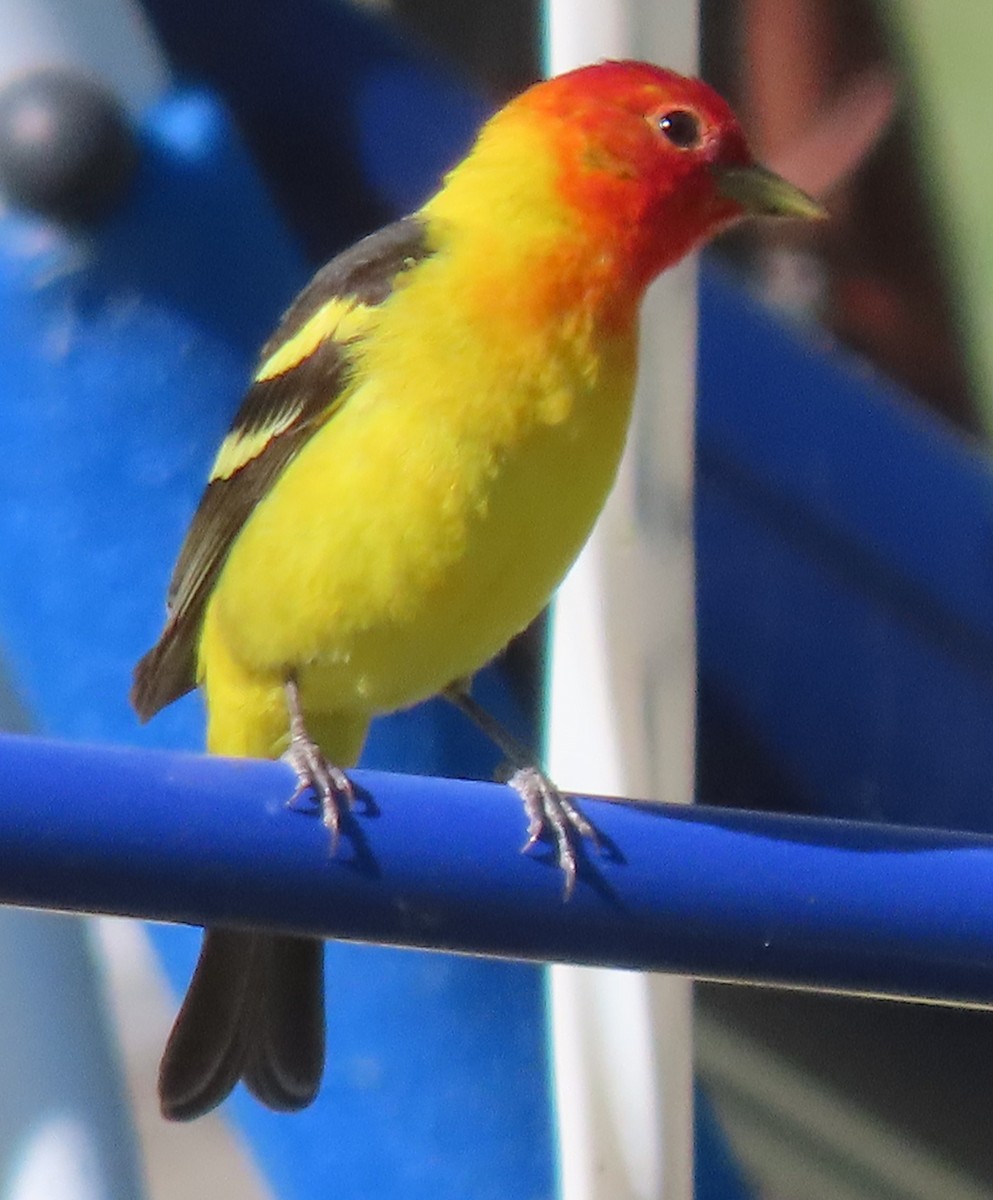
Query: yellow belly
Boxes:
[{"xmin": 199, "ymin": 266, "xmax": 638, "ymax": 757}]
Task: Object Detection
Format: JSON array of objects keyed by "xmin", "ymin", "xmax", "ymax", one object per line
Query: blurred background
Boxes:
[{"xmin": 1, "ymin": 1, "xmax": 993, "ymax": 1199}]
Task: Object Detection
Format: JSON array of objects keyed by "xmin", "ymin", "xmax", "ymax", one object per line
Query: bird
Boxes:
[{"xmin": 132, "ymin": 59, "xmax": 824, "ymax": 1121}]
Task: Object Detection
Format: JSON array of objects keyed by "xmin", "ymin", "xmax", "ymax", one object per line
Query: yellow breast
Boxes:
[{"xmin": 206, "ymin": 160, "xmax": 641, "ymax": 720}]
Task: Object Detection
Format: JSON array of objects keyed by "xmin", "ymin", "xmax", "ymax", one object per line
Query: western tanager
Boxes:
[{"xmin": 133, "ymin": 60, "xmax": 823, "ymax": 1121}]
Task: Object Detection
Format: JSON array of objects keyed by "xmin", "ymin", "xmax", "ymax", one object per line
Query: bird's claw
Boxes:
[
  {"xmin": 510, "ymin": 766, "xmax": 601, "ymax": 899},
  {"xmin": 284, "ymin": 736, "xmax": 354, "ymax": 852}
]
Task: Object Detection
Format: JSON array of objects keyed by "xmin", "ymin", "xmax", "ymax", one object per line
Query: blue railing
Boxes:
[{"xmin": 5, "ymin": 730, "xmax": 993, "ymax": 1009}]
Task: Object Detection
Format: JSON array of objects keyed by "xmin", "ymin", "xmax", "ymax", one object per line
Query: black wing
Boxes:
[{"xmin": 132, "ymin": 216, "xmax": 433, "ymax": 721}]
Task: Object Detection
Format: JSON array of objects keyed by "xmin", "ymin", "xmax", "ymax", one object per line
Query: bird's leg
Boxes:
[
  {"xmin": 443, "ymin": 680, "xmax": 600, "ymax": 898},
  {"xmin": 283, "ymin": 675, "xmax": 354, "ymax": 851}
]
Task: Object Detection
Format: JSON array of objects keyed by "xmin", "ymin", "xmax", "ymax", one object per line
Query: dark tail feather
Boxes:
[
  {"xmin": 158, "ymin": 930, "xmax": 325, "ymax": 1121},
  {"xmin": 243, "ymin": 936, "xmax": 325, "ymax": 1111},
  {"xmin": 131, "ymin": 620, "xmax": 197, "ymax": 723},
  {"xmin": 158, "ymin": 929, "xmax": 263, "ymax": 1120}
]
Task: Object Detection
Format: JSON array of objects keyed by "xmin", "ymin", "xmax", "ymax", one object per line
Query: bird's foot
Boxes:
[
  {"xmin": 284, "ymin": 733, "xmax": 354, "ymax": 853},
  {"xmin": 511, "ymin": 766, "xmax": 601, "ymax": 899},
  {"xmin": 441, "ymin": 682, "xmax": 602, "ymax": 896}
]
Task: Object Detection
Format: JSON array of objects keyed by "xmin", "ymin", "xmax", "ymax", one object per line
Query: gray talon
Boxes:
[
  {"xmin": 510, "ymin": 765, "xmax": 598, "ymax": 899},
  {"xmin": 284, "ymin": 676, "xmax": 353, "ymax": 852},
  {"xmin": 285, "ymin": 737, "xmax": 354, "ymax": 852},
  {"xmin": 442, "ymin": 683, "xmax": 602, "ymax": 899}
]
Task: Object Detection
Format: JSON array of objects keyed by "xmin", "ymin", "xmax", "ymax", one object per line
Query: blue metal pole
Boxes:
[{"xmin": 2, "ymin": 730, "xmax": 993, "ymax": 1009}]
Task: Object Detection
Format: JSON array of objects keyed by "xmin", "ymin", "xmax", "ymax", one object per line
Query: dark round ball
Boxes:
[{"xmin": 0, "ymin": 68, "xmax": 138, "ymax": 222}]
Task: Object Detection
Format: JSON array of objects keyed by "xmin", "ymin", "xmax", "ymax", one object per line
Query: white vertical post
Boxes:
[{"xmin": 544, "ymin": 3, "xmax": 698, "ymax": 1198}]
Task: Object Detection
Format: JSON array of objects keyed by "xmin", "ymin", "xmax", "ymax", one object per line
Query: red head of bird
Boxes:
[{"xmin": 427, "ymin": 60, "xmax": 823, "ymax": 323}]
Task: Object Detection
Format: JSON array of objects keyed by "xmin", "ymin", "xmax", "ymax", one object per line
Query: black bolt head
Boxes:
[{"xmin": 0, "ymin": 68, "xmax": 138, "ymax": 223}]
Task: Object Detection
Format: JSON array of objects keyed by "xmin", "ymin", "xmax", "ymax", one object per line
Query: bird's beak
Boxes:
[{"xmin": 712, "ymin": 163, "xmax": 827, "ymax": 221}]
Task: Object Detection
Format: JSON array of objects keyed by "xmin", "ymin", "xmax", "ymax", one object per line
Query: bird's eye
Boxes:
[{"xmin": 657, "ymin": 109, "xmax": 701, "ymax": 149}]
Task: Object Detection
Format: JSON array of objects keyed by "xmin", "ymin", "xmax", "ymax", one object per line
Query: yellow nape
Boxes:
[{"xmin": 420, "ymin": 101, "xmax": 641, "ymax": 339}]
